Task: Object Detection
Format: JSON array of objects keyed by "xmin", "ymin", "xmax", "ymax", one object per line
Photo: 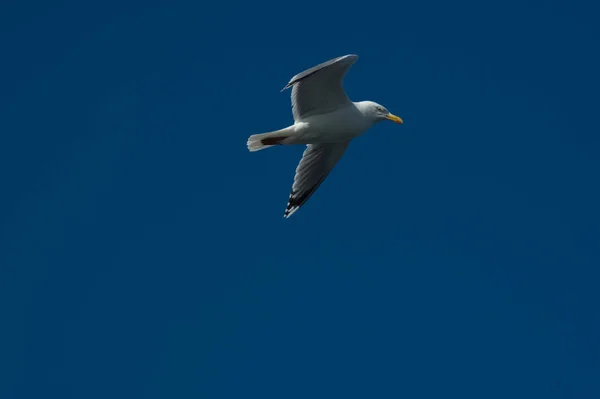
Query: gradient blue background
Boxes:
[{"xmin": 1, "ymin": 1, "xmax": 599, "ymax": 398}]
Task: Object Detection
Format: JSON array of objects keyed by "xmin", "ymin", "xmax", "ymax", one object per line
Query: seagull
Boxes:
[{"xmin": 247, "ymin": 54, "xmax": 403, "ymax": 218}]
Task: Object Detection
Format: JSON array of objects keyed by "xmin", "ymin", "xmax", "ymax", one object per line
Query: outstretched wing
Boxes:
[
  {"xmin": 282, "ymin": 54, "xmax": 358, "ymax": 120},
  {"xmin": 284, "ymin": 141, "xmax": 351, "ymax": 218}
]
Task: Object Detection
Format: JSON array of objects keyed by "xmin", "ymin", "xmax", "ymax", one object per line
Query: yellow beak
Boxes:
[{"xmin": 386, "ymin": 113, "xmax": 404, "ymax": 124}]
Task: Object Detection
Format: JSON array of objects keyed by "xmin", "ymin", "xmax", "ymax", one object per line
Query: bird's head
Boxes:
[{"xmin": 362, "ymin": 101, "xmax": 403, "ymax": 124}]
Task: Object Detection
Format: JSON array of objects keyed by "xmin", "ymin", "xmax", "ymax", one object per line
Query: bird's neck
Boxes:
[{"xmin": 354, "ymin": 101, "xmax": 377, "ymax": 121}]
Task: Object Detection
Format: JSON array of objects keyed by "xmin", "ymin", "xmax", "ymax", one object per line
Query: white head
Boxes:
[{"xmin": 357, "ymin": 101, "xmax": 404, "ymax": 124}]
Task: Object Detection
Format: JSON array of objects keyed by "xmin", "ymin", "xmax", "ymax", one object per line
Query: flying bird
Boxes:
[{"xmin": 247, "ymin": 54, "xmax": 403, "ymax": 218}]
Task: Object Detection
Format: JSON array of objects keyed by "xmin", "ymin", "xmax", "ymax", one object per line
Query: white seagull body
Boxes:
[{"xmin": 247, "ymin": 54, "xmax": 403, "ymax": 218}]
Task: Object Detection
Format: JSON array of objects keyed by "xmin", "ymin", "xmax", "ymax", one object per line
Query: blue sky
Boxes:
[{"xmin": 1, "ymin": 0, "xmax": 599, "ymax": 398}]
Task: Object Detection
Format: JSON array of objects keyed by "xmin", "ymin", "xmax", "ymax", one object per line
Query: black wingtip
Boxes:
[{"xmin": 283, "ymin": 191, "xmax": 299, "ymax": 218}]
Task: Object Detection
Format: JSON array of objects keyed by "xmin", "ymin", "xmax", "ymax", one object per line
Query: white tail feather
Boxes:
[{"xmin": 247, "ymin": 126, "xmax": 295, "ymax": 152}]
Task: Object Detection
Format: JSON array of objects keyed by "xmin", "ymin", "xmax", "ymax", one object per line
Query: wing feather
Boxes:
[
  {"xmin": 284, "ymin": 141, "xmax": 350, "ymax": 218},
  {"xmin": 282, "ymin": 54, "xmax": 358, "ymax": 120}
]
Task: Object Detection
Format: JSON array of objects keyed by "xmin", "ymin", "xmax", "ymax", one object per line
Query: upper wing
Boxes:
[
  {"xmin": 284, "ymin": 141, "xmax": 351, "ymax": 218},
  {"xmin": 281, "ymin": 54, "xmax": 359, "ymax": 120}
]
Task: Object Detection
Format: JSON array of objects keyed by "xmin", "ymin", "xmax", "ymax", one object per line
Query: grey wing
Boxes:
[
  {"xmin": 281, "ymin": 54, "xmax": 359, "ymax": 120},
  {"xmin": 284, "ymin": 141, "xmax": 351, "ymax": 218}
]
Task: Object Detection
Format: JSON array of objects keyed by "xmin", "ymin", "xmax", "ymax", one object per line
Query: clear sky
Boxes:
[{"xmin": 1, "ymin": 0, "xmax": 599, "ymax": 398}]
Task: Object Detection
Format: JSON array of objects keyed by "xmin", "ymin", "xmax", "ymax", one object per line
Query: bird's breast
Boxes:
[{"xmin": 297, "ymin": 107, "xmax": 371, "ymax": 142}]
